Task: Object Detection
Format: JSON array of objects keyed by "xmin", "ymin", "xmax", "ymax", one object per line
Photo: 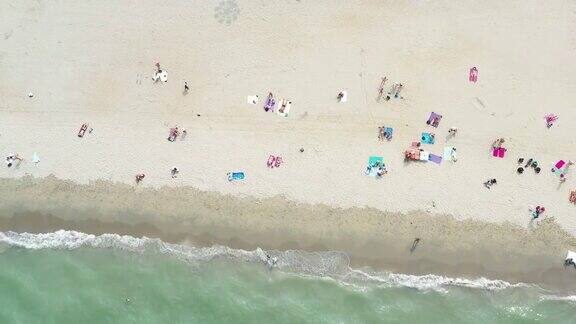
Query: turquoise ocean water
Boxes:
[{"xmin": 0, "ymin": 231, "xmax": 575, "ymax": 323}]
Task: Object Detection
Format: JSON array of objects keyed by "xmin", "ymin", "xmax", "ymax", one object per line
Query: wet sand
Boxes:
[{"xmin": 1, "ymin": 176, "xmax": 575, "ymax": 292}]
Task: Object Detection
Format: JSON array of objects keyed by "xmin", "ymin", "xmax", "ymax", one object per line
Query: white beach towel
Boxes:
[
  {"xmin": 567, "ymin": 250, "xmax": 576, "ymax": 261},
  {"xmin": 159, "ymin": 71, "xmax": 168, "ymax": 82},
  {"xmin": 419, "ymin": 151, "xmax": 430, "ymax": 161},
  {"xmin": 277, "ymin": 99, "xmax": 291, "ymax": 117},
  {"xmin": 247, "ymin": 95, "xmax": 259, "ymax": 105},
  {"xmin": 152, "ymin": 71, "xmax": 168, "ymax": 82},
  {"xmin": 338, "ymin": 90, "xmax": 348, "ymax": 103}
]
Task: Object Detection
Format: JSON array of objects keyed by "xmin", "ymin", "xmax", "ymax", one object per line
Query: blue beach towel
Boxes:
[
  {"xmin": 368, "ymin": 156, "xmax": 384, "ymax": 167},
  {"xmin": 228, "ymin": 172, "xmax": 245, "ymax": 181},
  {"xmin": 421, "ymin": 133, "xmax": 435, "ymax": 144},
  {"xmin": 384, "ymin": 127, "xmax": 393, "ymax": 140}
]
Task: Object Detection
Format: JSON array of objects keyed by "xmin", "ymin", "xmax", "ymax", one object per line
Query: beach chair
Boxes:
[
  {"xmin": 426, "ymin": 112, "xmax": 442, "ymax": 127},
  {"xmin": 421, "ymin": 132, "xmax": 435, "ymax": 144},
  {"xmin": 228, "ymin": 172, "xmax": 245, "ymax": 181}
]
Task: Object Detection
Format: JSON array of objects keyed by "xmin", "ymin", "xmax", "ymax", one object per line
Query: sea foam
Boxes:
[{"xmin": 0, "ymin": 230, "xmax": 536, "ymax": 293}]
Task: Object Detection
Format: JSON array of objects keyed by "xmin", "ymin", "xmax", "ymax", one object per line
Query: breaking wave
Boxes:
[{"xmin": 0, "ymin": 230, "xmax": 540, "ymax": 293}]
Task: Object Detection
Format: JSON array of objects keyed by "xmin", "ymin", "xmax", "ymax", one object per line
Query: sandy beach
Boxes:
[{"xmin": 1, "ymin": 0, "xmax": 576, "ymax": 290}]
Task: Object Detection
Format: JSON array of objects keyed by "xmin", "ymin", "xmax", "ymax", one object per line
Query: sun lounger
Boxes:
[
  {"xmin": 421, "ymin": 133, "xmax": 435, "ymax": 144},
  {"xmin": 228, "ymin": 172, "xmax": 245, "ymax": 181},
  {"xmin": 429, "ymin": 153, "xmax": 442, "ymax": 164},
  {"xmin": 426, "ymin": 112, "xmax": 442, "ymax": 127},
  {"xmin": 277, "ymin": 99, "xmax": 291, "ymax": 117}
]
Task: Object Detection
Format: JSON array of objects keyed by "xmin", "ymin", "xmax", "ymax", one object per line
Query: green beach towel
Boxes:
[
  {"xmin": 443, "ymin": 147, "xmax": 454, "ymax": 160},
  {"xmin": 368, "ymin": 156, "xmax": 384, "ymax": 167}
]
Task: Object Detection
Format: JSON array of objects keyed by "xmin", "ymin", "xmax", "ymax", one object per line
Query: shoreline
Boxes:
[{"xmin": 1, "ymin": 176, "xmax": 575, "ymax": 293}]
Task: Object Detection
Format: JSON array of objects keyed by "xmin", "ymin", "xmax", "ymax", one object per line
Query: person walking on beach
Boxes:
[
  {"xmin": 184, "ymin": 81, "xmax": 189, "ymax": 94},
  {"xmin": 410, "ymin": 238, "xmax": 421, "ymax": 253},
  {"xmin": 171, "ymin": 167, "xmax": 179, "ymax": 178}
]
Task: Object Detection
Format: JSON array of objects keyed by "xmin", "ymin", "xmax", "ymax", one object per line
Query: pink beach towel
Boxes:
[
  {"xmin": 469, "ymin": 67, "xmax": 478, "ymax": 83},
  {"xmin": 492, "ymin": 147, "xmax": 506, "ymax": 158},
  {"xmin": 555, "ymin": 160, "xmax": 566, "ymax": 170}
]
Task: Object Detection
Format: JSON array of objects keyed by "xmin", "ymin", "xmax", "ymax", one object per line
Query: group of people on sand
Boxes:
[
  {"xmin": 5, "ymin": 154, "xmax": 23, "ymax": 168},
  {"xmin": 377, "ymin": 77, "xmax": 403, "ymax": 101}
]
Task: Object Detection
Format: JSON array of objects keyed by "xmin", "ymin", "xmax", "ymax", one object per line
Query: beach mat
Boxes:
[
  {"xmin": 429, "ymin": 153, "xmax": 442, "ymax": 164},
  {"xmin": 368, "ymin": 156, "xmax": 384, "ymax": 166},
  {"xmin": 384, "ymin": 127, "xmax": 393, "ymax": 140},
  {"xmin": 421, "ymin": 133, "xmax": 435, "ymax": 144},
  {"xmin": 247, "ymin": 95, "xmax": 259, "ymax": 105},
  {"xmin": 228, "ymin": 172, "xmax": 245, "ymax": 181},
  {"xmin": 419, "ymin": 151, "xmax": 430, "ymax": 161},
  {"xmin": 443, "ymin": 147, "xmax": 454, "ymax": 160}
]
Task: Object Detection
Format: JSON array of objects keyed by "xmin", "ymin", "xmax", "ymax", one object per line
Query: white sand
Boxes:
[{"xmin": 1, "ymin": 0, "xmax": 576, "ymax": 234}]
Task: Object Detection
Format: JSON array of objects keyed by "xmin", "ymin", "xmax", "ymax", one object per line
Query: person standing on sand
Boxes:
[
  {"xmin": 184, "ymin": 81, "xmax": 189, "ymax": 93},
  {"xmin": 171, "ymin": 167, "xmax": 179, "ymax": 178},
  {"xmin": 410, "ymin": 238, "xmax": 421, "ymax": 253}
]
